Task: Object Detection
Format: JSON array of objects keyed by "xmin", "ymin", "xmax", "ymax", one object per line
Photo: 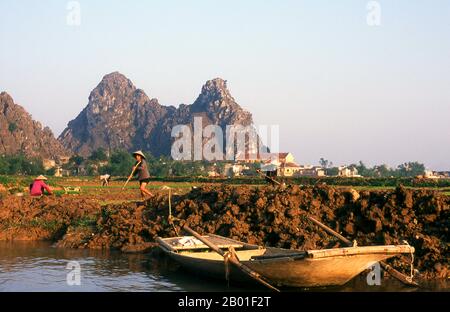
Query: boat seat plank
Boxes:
[
  {"xmin": 307, "ymin": 245, "xmax": 415, "ymax": 259},
  {"xmin": 158, "ymin": 236, "xmax": 244, "ymax": 251}
]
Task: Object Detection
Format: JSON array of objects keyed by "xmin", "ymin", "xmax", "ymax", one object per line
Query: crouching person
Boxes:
[
  {"xmin": 29, "ymin": 175, "xmax": 53, "ymax": 196},
  {"xmin": 100, "ymin": 174, "xmax": 111, "ymax": 187}
]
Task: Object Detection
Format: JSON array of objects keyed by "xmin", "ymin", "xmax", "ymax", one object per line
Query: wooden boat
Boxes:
[{"xmin": 157, "ymin": 234, "xmax": 415, "ymax": 288}]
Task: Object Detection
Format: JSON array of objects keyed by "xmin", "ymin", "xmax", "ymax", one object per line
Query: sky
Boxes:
[{"xmin": 0, "ymin": 0, "xmax": 449, "ymax": 170}]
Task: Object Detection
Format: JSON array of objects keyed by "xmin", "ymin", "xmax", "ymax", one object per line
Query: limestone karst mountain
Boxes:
[
  {"xmin": 0, "ymin": 92, "xmax": 68, "ymax": 159},
  {"xmin": 59, "ymin": 72, "xmax": 262, "ymax": 159}
]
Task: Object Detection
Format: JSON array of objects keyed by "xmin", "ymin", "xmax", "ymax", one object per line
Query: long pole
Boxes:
[
  {"xmin": 256, "ymin": 169, "xmax": 281, "ymax": 185},
  {"xmin": 306, "ymin": 216, "xmax": 418, "ymax": 287},
  {"xmin": 122, "ymin": 161, "xmax": 141, "ymax": 190},
  {"xmin": 182, "ymin": 224, "xmax": 280, "ymax": 292}
]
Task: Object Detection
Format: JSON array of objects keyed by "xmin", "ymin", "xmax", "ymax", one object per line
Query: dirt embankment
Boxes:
[
  {"xmin": 1, "ymin": 184, "xmax": 448, "ymax": 279},
  {"xmin": 0, "ymin": 196, "xmax": 101, "ymax": 241}
]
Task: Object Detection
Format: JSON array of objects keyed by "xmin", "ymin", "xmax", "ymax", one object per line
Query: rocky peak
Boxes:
[
  {"xmin": 192, "ymin": 78, "xmax": 238, "ymax": 112},
  {"xmin": 87, "ymin": 72, "xmax": 140, "ymax": 113},
  {"xmin": 201, "ymin": 78, "xmax": 232, "ymax": 100},
  {"xmin": 0, "ymin": 92, "xmax": 69, "ymax": 159},
  {"xmin": 59, "ymin": 72, "xmax": 170, "ymax": 156},
  {"xmin": 96, "ymin": 71, "xmax": 135, "ymax": 92}
]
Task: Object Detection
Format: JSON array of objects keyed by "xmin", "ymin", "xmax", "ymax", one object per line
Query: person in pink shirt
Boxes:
[{"xmin": 29, "ymin": 175, "xmax": 53, "ymax": 196}]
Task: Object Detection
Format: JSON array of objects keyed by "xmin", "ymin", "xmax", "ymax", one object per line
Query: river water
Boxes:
[{"xmin": 0, "ymin": 241, "xmax": 447, "ymax": 292}]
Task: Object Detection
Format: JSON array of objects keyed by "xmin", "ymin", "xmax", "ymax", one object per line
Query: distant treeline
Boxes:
[
  {"xmin": 147, "ymin": 176, "xmax": 450, "ymax": 188},
  {"xmin": 0, "ymin": 155, "xmax": 45, "ymax": 175},
  {"xmin": 0, "ymin": 149, "xmax": 444, "ymax": 185},
  {"xmin": 320, "ymin": 160, "xmax": 427, "ymax": 178},
  {"xmin": 64, "ymin": 149, "xmax": 249, "ymax": 177}
]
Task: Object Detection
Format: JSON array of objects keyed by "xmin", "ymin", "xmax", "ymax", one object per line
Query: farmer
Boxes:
[
  {"xmin": 132, "ymin": 151, "xmax": 154, "ymax": 199},
  {"xmin": 29, "ymin": 175, "xmax": 53, "ymax": 196},
  {"xmin": 100, "ymin": 174, "xmax": 111, "ymax": 186}
]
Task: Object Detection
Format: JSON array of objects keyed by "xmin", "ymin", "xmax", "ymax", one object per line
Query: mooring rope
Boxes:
[
  {"xmin": 403, "ymin": 240, "xmax": 415, "ymax": 282},
  {"xmin": 163, "ymin": 185, "xmax": 180, "ymax": 236},
  {"xmin": 223, "ymin": 247, "xmax": 239, "ymax": 287}
]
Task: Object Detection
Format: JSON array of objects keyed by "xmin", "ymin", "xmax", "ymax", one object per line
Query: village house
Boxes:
[
  {"xmin": 424, "ymin": 170, "xmax": 450, "ymax": 179},
  {"xmin": 338, "ymin": 166, "xmax": 361, "ymax": 178},
  {"xmin": 42, "ymin": 159, "xmax": 56, "ymax": 171},
  {"xmin": 235, "ymin": 151, "xmax": 261, "ymax": 163},
  {"xmin": 261, "ymin": 152, "xmax": 296, "ymax": 165},
  {"xmin": 54, "ymin": 166, "xmax": 71, "ymax": 177},
  {"xmin": 57, "ymin": 155, "xmax": 71, "ymax": 165},
  {"xmin": 279, "ymin": 162, "xmax": 302, "ymax": 177},
  {"xmin": 260, "ymin": 152, "xmax": 311, "ymax": 177},
  {"xmin": 97, "ymin": 160, "xmax": 109, "ymax": 168},
  {"xmin": 207, "ymin": 170, "xmax": 221, "ymax": 178},
  {"xmin": 294, "ymin": 166, "xmax": 326, "ymax": 177},
  {"xmin": 223, "ymin": 163, "xmax": 250, "ymax": 177}
]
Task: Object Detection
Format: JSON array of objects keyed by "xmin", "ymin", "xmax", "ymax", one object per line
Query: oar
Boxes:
[
  {"xmin": 256, "ymin": 169, "xmax": 282, "ymax": 186},
  {"xmin": 306, "ymin": 216, "xmax": 419, "ymax": 287},
  {"xmin": 182, "ymin": 224, "xmax": 280, "ymax": 292},
  {"xmin": 122, "ymin": 161, "xmax": 141, "ymax": 190}
]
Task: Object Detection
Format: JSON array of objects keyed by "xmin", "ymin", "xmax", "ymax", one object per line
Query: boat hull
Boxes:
[
  {"xmin": 157, "ymin": 235, "xmax": 414, "ymax": 288},
  {"xmin": 164, "ymin": 249, "xmax": 400, "ymax": 287}
]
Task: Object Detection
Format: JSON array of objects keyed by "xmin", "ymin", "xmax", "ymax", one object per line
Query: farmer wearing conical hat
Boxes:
[
  {"xmin": 29, "ymin": 175, "xmax": 53, "ymax": 196},
  {"xmin": 132, "ymin": 151, "xmax": 154, "ymax": 199}
]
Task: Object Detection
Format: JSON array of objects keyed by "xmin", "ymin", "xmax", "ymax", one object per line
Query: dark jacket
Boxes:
[{"xmin": 135, "ymin": 159, "xmax": 150, "ymax": 181}]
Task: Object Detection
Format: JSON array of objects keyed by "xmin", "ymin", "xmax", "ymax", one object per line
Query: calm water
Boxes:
[{"xmin": 0, "ymin": 241, "xmax": 447, "ymax": 292}]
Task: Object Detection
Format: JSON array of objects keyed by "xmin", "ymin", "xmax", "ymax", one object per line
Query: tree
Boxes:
[
  {"xmin": 319, "ymin": 158, "xmax": 333, "ymax": 169},
  {"xmin": 0, "ymin": 156, "xmax": 8, "ymax": 174},
  {"xmin": 0, "ymin": 155, "xmax": 44, "ymax": 175},
  {"xmin": 326, "ymin": 167, "xmax": 339, "ymax": 176},
  {"xmin": 354, "ymin": 161, "xmax": 376, "ymax": 177},
  {"xmin": 69, "ymin": 155, "xmax": 84, "ymax": 166},
  {"xmin": 8, "ymin": 122, "xmax": 17, "ymax": 133},
  {"xmin": 397, "ymin": 162, "xmax": 425, "ymax": 177},
  {"xmin": 104, "ymin": 150, "xmax": 135, "ymax": 176},
  {"xmin": 46, "ymin": 167, "xmax": 56, "ymax": 176},
  {"xmin": 373, "ymin": 164, "xmax": 391, "ymax": 177},
  {"xmin": 89, "ymin": 148, "xmax": 108, "ymax": 161}
]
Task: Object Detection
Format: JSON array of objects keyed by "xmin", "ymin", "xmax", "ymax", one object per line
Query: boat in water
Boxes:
[{"xmin": 157, "ymin": 234, "xmax": 415, "ymax": 288}]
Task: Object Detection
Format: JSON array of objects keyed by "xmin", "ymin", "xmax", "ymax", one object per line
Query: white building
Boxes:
[{"xmin": 338, "ymin": 166, "xmax": 361, "ymax": 178}]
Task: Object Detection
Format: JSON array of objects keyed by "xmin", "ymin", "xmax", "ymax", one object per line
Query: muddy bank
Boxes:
[
  {"xmin": 1, "ymin": 184, "xmax": 448, "ymax": 279},
  {"xmin": 0, "ymin": 196, "xmax": 101, "ymax": 241}
]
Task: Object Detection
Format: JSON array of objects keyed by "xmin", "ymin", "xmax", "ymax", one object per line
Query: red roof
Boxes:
[{"xmin": 282, "ymin": 162, "xmax": 300, "ymax": 168}]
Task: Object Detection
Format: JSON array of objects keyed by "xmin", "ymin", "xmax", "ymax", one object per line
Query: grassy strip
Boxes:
[{"xmin": 98, "ymin": 199, "xmax": 141, "ymax": 206}]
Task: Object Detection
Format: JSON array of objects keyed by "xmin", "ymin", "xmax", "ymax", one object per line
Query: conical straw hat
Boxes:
[{"xmin": 132, "ymin": 150, "xmax": 146, "ymax": 159}]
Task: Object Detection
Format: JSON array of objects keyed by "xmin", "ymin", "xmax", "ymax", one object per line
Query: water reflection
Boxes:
[
  {"xmin": 0, "ymin": 241, "xmax": 447, "ymax": 292},
  {"xmin": 0, "ymin": 241, "xmax": 180, "ymax": 292}
]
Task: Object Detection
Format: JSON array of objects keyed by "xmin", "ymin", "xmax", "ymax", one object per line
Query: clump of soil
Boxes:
[{"xmin": 0, "ymin": 196, "xmax": 101, "ymax": 241}]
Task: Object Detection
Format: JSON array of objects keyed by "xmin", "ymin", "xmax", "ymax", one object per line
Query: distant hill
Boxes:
[
  {"xmin": 0, "ymin": 92, "xmax": 68, "ymax": 159},
  {"xmin": 59, "ymin": 72, "xmax": 261, "ymax": 158}
]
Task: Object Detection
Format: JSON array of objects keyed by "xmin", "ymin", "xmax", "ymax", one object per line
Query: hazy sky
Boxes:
[{"xmin": 1, "ymin": 1, "xmax": 449, "ymax": 170}]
